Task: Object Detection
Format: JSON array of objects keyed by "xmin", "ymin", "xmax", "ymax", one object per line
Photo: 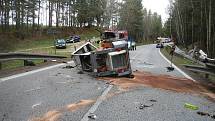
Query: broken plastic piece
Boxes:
[
  {"xmin": 88, "ymin": 113, "xmax": 97, "ymax": 119},
  {"xmin": 139, "ymin": 104, "xmax": 153, "ymax": 109},
  {"xmin": 184, "ymin": 103, "xmax": 199, "ymax": 110},
  {"xmin": 149, "ymin": 99, "xmax": 157, "ymax": 102},
  {"xmin": 197, "ymin": 111, "xmax": 210, "ymax": 116}
]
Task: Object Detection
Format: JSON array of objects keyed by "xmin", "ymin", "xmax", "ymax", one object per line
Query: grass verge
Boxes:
[
  {"xmin": 1, "ymin": 60, "xmax": 44, "ymax": 70},
  {"xmin": 161, "ymin": 46, "xmax": 196, "ymax": 65}
]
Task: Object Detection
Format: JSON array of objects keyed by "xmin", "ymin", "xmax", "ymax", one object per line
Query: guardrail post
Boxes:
[
  {"xmin": 74, "ymin": 45, "xmax": 76, "ymax": 51},
  {"xmin": 24, "ymin": 60, "xmax": 27, "ymax": 66}
]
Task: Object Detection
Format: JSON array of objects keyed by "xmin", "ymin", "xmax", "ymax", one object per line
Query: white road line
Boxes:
[
  {"xmin": 0, "ymin": 61, "xmax": 74, "ymax": 83},
  {"xmin": 81, "ymin": 85, "xmax": 113, "ymax": 121},
  {"xmin": 159, "ymin": 49, "xmax": 196, "ymax": 82}
]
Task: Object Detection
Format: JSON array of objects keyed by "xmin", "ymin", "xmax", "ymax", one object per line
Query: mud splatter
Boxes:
[
  {"xmin": 30, "ymin": 110, "xmax": 62, "ymax": 121},
  {"xmin": 66, "ymin": 100, "xmax": 95, "ymax": 111},
  {"xmin": 99, "ymin": 71, "xmax": 215, "ymax": 100}
]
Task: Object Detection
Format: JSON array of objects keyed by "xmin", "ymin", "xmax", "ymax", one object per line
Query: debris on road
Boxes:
[
  {"xmin": 88, "ymin": 113, "xmax": 97, "ymax": 119},
  {"xmin": 184, "ymin": 103, "xmax": 199, "ymax": 110},
  {"xmin": 149, "ymin": 99, "xmax": 157, "ymax": 102},
  {"xmin": 32, "ymin": 102, "xmax": 42, "ymax": 109},
  {"xmin": 1, "ymin": 114, "xmax": 6, "ymax": 121},
  {"xmin": 77, "ymin": 71, "xmax": 84, "ymax": 74},
  {"xmin": 166, "ymin": 66, "xmax": 175, "ymax": 72},
  {"xmin": 197, "ymin": 111, "xmax": 210, "ymax": 116},
  {"xmin": 196, "ymin": 111, "xmax": 215, "ymax": 119},
  {"xmin": 127, "ymin": 74, "xmax": 135, "ymax": 78},
  {"xmin": 139, "ymin": 104, "xmax": 153, "ymax": 109},
  {"xmin": 211, "ymin": 115, "xmax": 215, "ymax": 119},
  {"xmin": 62, "ymin": 65, "xmax": 75, "ymax": 69}
]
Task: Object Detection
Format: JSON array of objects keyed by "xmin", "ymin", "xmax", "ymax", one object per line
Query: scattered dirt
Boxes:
[
  {"xmin": 66, "ymin": 100, "xmax": 95, "ymax": 112},
  {"xmin": 98, "ymin": 71, "xmax": 215, "ymax": 100},
  {"xmin": 29, "ymin": 99, "xmax": 95, "ymax": 121},
  {"xmin": 30, "ymin": 110, "xmax": 62, "ymax": 121}
]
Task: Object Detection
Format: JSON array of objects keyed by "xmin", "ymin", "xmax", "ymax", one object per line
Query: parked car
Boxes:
[
  {"xmin": 66, "ymin": 35, "xmax": 81, "ymax": 43},
  {"xmin": 55, "ymin": 39, "xmax": 66, "ymax": 49},
  {"xmin": 156, "ymin": 43, "xmax": 164, "ymax": 48}
]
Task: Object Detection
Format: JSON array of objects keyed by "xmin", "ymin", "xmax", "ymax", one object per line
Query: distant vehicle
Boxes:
[
  {"xmin": 165, "ymin": 38, "xmax": 171, "ymax": 43},
  {"xmin": 157, "ymin": 37, "xmax": 171, "ymax": 43},
  {"xmin": 156, "ymin": 43, "xmax": 164, "ymax": 48},
  {"xmin": 55, "ymin": 39, "xmax": 66, "ymax": 49},
  {"xmin": 66, "ymin": 35, "xmax": 81, "ymax": 43}
]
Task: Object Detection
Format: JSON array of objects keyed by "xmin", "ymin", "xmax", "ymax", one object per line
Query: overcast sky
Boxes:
[{"xmin": 142, "ymin": 0, "xmax": 170, "ymax": 23}]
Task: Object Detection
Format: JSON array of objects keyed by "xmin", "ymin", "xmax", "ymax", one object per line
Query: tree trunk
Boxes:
[
  {"xmin": 37, "ymin": 0, "xmax": 41, "ymax": 29},
  {"xmin": 208, "ymin": 0, "xmax": 211, "ymax": 56},
  {"xmin": 49, "ymin": 1, "xmax": 53, "ymax": 27},
  {"xmin": 191, "ymin": 0, "xmax": 194, "ymax": 48},
  {"xmin": 56, "ymin": 1, "xmax": 59, "ymax": 27}
]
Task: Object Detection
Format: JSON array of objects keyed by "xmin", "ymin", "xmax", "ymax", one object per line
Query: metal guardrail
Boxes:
[
  {"xmin": 0, "ymin": 53, "xmax": 67, "ymax": 62},
  {"xmin": 166, "ymin": 44, "xmax": 205, "ymax": 65},
  {"xmin": 0, "ymin": 53, "xmax": 67, "ymax": 70},
  {"xmin": 183, "ymin": 64, "xmax": 215, "ymax": 75}
]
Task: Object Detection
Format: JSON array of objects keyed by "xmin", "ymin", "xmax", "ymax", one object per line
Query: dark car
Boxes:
[
  {"xmin": 66, "ymin": 35, "xmax": 81, "ymax": 43},
  {"xmin": 156, "ymin": 43, "xmax": 164, "ymax": 48},
  {"xmin": 55, "ymin": 39, "xmax": 66, "ymax": 49}
]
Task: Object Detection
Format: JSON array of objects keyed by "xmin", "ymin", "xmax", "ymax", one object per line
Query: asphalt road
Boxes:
[{"xmin": 0, "ymin": 44, "xmax": 214, "ymax": 121}]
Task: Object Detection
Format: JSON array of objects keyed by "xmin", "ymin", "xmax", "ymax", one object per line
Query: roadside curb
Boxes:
[{"xmin": 159, "ymin": 49, "xmax": 196, "ymax": 82}]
